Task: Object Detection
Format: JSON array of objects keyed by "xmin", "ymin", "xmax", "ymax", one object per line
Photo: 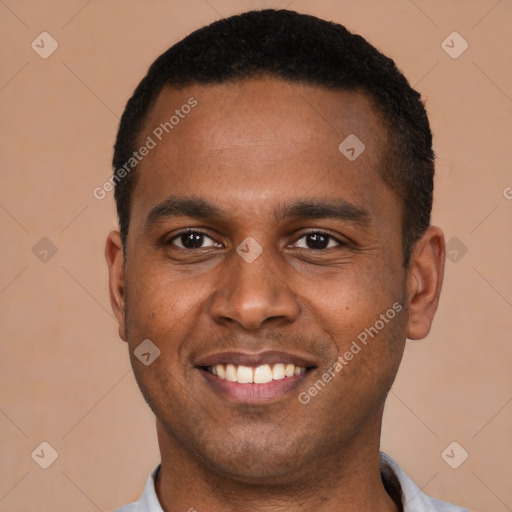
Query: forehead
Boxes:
[
  {"xmin": 141, "ymin": 78, "xmax": 387, "ymax": 160},
  {"xmin": 131, "ymin": 78, "xmax": 395, "ymax": 227}
]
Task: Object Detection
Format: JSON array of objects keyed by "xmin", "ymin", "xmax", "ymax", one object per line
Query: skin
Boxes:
[{"xmin": 105, "ymin": 78, "xmax": 445, "ymax": 512}]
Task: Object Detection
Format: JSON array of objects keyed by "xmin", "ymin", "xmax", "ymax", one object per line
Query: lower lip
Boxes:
[{"xmin": 199, "ymin": 368, "xmax": 311, "ymax": 404}]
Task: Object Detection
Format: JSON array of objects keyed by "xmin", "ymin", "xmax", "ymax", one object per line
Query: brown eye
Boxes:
[
  {"xmin": 295, "ymin": 232, "xmax": 341, "ymax": 250},
  {"xmin": 170, "ymin": 231, "xmax": 220, "ymax": 249}
]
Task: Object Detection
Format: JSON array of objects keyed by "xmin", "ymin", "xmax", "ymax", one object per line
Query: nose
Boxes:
[{"xmin": 209, "ymin": 248, "xmax": 300, "ymax": 330}]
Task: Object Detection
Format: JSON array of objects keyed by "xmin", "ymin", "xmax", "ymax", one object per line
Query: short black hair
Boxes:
[{"xmin": 113, "ymin": 9, "xmax": 434, "ymax": 267}]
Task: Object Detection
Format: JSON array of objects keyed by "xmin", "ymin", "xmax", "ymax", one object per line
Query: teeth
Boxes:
[
  {"xmin": 208, "ymin": 363, "xmax": 306, "ymax": 383},
  {"xmin": 217, "ymin": 364, "xmax": 226, "ymax": 379},
  {"xmin": 285, "ymin": 363, "xmax": 295, "ymax": 377},
  {"xmin": 272, "ymin": 363, "xmax": 286, "ymax": 380},
  {"xmin": 225, "ymin": 364, "xmax": 237, "ymax": 382},
  {"xmin": 236, "ymin": 364, "xmax": 253, "ymax": 384},
  {"xmin": 254, "ymin": 364, "xmax": 273, "ymax": 384}
]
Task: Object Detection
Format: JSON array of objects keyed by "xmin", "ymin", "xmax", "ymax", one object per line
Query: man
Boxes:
[{"xmin": 106, "ymin": 9, "xmax": 469, "ymax": 512}]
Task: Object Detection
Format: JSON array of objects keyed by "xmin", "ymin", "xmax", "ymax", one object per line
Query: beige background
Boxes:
[{"xmin": 1, "ymin": 0, "xmax": 511, "ymax": 511}]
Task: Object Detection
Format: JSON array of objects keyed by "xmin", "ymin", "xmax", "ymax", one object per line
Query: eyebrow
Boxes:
[
  {"xmin": 144, "ymin": 196, "xmax": 372, "ymax": 230},
  {"xmin": 277, "ymin": 199, "xmax": 371, "ymax": 228},
  {"xmin": 145, "ymin": 197, "xmax": 223, "ymax": 230}
]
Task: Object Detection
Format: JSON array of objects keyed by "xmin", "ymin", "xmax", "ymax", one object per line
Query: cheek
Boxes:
[
  {"xmin": 300, "ymin": 262, "xmax": 407, "ymax": 397},
  {"xmin": 124, "ymin": 271, "xmax": 203, "ymax": 409},
  {"xmin": 124, "ymin": 262, "xmax": 226, "ymax": 387},
  {"xmin": 302, "ymin": 263, "xmax": 402, "ymax": 346},
  {"xmin": 125, "ymin": 262, "xmax": 211, "ymax": 334}
]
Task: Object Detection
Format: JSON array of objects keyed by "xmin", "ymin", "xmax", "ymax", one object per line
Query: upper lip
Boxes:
[{"xmin": 195, "ymin": 350, "xmax": 318, "ymax": 368}]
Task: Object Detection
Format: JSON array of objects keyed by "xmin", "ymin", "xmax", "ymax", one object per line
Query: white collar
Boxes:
[{"xmin": 115, "ymin": 452, "xmax": 469, "ymax": 512}]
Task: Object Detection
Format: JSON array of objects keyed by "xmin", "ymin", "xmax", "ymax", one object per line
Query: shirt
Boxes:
[{"xmin": 112, "ymin": 452, "xmax": 470, "ymax": 512}]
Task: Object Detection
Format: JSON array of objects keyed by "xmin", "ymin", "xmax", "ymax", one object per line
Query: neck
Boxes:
[{"xmin": 154, "ymin": 412, "xmax": 400, "ymax": 512}]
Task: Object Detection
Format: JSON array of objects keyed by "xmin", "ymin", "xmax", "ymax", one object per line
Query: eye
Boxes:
[
  {"xmin": 169, "ymin": 230, "xmax": 221, "ymax": 249},
  {"xmin": 294, "ymin": 232, "xmax": 343, "ymax": 250}
]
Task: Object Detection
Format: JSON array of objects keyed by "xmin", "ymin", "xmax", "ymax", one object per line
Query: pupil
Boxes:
[
  {"xmin": 182, "ymin": 232, "xmax": 203, "ymax": 248},
  {"xmin": 307, "ymin": 233, "xmax": 328, "ymax": 249}
]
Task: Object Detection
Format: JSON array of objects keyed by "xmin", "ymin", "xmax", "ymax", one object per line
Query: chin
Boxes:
[
  {"xmin": 202, "ymin": 445, "xmax": 307, "ymax": 484},
  {"xmin": 174, "ymin": 419, "xmax": 314, "ymax": 484}
]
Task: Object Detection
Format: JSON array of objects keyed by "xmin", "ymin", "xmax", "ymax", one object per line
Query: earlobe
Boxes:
[
  {"xmin": 105, "ymin": 231, "xmax": 127, "ymax": 341},
  {"xmin": 406, "ymin": 226, "xmax": 445, "ymax": 341}
]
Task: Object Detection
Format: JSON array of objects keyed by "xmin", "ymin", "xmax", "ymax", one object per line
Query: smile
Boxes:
[
  {"xmin": 207, "ymin": 363, "xmax": 306, "ymax": 384},
  {"xmin": 196, "ymin": 350, "xmax": 316, "ymax": 403}
]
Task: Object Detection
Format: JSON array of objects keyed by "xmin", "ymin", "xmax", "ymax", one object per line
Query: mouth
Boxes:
[
  {"xmin": 208, "ymin": 362, "xmax": 306, "ymax": 383},
  {"xmin": 196, "ymin": 351, "xmax": 317, "ymax": 404}
]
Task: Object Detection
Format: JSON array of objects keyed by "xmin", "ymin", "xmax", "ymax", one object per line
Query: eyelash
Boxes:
[{"xmin": 166, "ymin": 229, "xmax": 347, "ymax": 250}]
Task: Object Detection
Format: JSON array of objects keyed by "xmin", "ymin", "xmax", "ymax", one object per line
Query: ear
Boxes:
[
  {"xmin": 105, "ymin": 230, "xmax": 127, "ymax": 341},
  {"xmin": 406, "ymin": 226, "xmax": 445, "ymax": 340}
]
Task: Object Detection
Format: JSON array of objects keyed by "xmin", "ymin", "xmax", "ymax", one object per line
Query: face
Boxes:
[{"xmin": 106, "ymin": 78, "xmax": 444, "ymax": 484}]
